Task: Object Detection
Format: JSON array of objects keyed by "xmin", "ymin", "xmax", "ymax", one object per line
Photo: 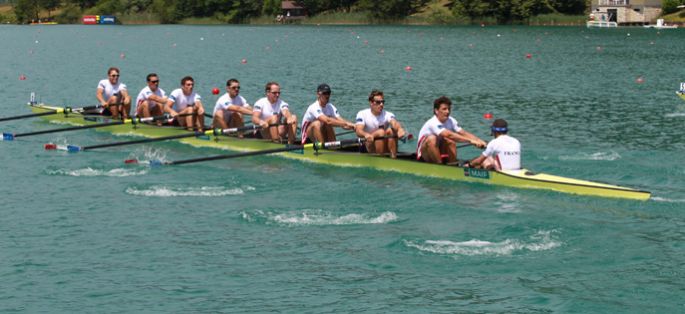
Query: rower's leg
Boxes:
[
  {"xmin": 213, "ymin": 110, "xmax": 228, "ymax": 129},
  {"xmin": 420, "ymin": 135, "xmax": 441, "ymax": 163},
  {"xmin": 323, "ymin": 123, "xmax": 336, "ymax": 142},
  {"xmin": 287, "ymin": 115, "xmax": 297, "ymax": 145},
  {"xmin": 138, "ymin": 101, "xmax": 151, "ymax": 118},
  {"xmin": 441, "ymin": 138, "xmax": 457, "ymax": 163},
  {"xmin": 195, "ymin": 104, "xmax": 205, "ymax": 132},
  {"xmin": 307, "ymin": 120, "xmax": 325, "ymax": 143},
  {"xmin": 228, "ymin": 112, "xmax": 244, "ymax": 128},
  {"xmin": 385, "ymin": 128, "xmax": 397, "ymax": 158},
  {"xmin": 267, "ymin": 116, "xmax": 279, "ymax": 143}
]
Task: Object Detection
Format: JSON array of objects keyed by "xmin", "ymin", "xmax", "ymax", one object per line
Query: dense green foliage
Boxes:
[
  {"xmin": 663, "ymin": 0, "xmax": 685, "ymax": 15},
  {"xmin": 11, "ymin": 0, "xmax": 590, "ymax": 24}
]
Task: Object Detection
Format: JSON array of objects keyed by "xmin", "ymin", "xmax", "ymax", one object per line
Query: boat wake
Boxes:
[
  {"xmin": 559, "ymin": 151, "xmax": 621, "ymax": 161},
  {"xmin": 665, "ymin": 112, "xmax": 685, "ymax": 118},
  {"xmin": 241, "ymin": 209, "xmax": 399, "ymax": 226},
  {"xmin": 46, "ymin": 167, "xmax": 148, "ymax": 177},
  {"xmin": 651, "ymin": 196, "xmax": 685, "ymax": 203},
  {"xmin": 125, "ymin": 185, "xmax": 250, "ymax": 197},
  {"xmin": 403, "ymin": 230, "xmax": 561, "ymax": 257},
  {"xmin": 127, "ymin": 147, "xmax": 169, "ymax": 165}
]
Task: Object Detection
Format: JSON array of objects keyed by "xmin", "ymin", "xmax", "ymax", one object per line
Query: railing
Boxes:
[{"xmin": 599, "ymin": 0, "xmax": 629, "ymax": 5}]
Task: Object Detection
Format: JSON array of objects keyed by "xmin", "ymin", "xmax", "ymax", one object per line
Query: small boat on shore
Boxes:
[
  {"xmin": 644, "ymin": 19, "xmax": 678, "ymax": 29},
  {"xmin": 587, "ymin": 21, "xmax": 618, "ymax": 28},
  {"xmin": 6, "ymin": 103, "xmax": 650, "ymax": 201}
]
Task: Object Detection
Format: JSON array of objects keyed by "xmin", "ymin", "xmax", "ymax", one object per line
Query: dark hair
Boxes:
[
  {"xmin": 181, "ymin": 76, "xmax": 194, "ymax": 86},
  {"xmin": 146, "ymin": 73, "xmax": 158, "ymax": 82},
  {"xmin": 226, "ymin": 79, "xmax": 239, "ymax": 87},
  {"xmin": 368, "ymin": 89, "xmax": 384, "ymax": 101},
  {"xmin": 491, "ymin": 119, "xmax": 508, "ymax": 134},
  {"xmin": 107, "ymin": 67, "xmax": 120, "ymax": 75},
  {"xmin": 433, "ymin": 96, "xmax": 452, "ymax": 111},
  {"xmin": 265, "ymin": 81, "xmax": 279, "ymax": 93}
]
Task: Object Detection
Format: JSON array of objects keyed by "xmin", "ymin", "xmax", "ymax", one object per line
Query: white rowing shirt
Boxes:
[
  {"xmin": 301, "ymin": 101, "xmax": 340, "ymax": 128},
  {"xmin": 416, "ymin": 115, "xmax": 462, "ymax": 158},
  {"xmin": 97, "ymin": 79, "xmax": 127, "ymax": 100},
  {"xmin": 214, "ymin": 94, "xmax": 249, "ymax": 115},
  {"xmin": 168, "ymin": 88, "xmax": 201, "ymax": 112},
  {"xmin": 253, "ymin": 97, "xmax": 289, "ymax": 121},
  {"xmin": 482, "ymin": 134, "xmax": 521, "ymax": 170},
  {"xmin": 355, "ymin": 108, "xmax": 395, "ymax": 133},
  {"xmin": 134, "ymin": 86, "xmax": 166, "ymax": 115}
]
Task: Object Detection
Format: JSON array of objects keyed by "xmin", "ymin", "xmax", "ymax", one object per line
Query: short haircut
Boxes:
[
  {"xmin": 265, "ymin": 81, "xmax": 280, "ymax": 93},
  {"xmin": 226, "ymin": 79, "xmax": 239, "ymax": 87},
  {"xmin": 146, "ymin": 73, "xmax": 158, "ymax": 82},
  {"xmin": 181, "ymin": 76, "xmax": 194, "ymax": 86},
  {"xmin": 368, "ymin": 89, "xmax": 384, "ymax": 101},
  {"xmin": 433, "ymin": 96, "xmax": 452, "ymax": 111},
  {"xmin": 107, "ymin": 67, "xmax": 120, "ymax": 75}
]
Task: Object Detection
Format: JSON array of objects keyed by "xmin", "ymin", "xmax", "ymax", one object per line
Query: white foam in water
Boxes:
[
  {"xmin": 125, "ymin": 186, "xmax": 245, "ymax": 197},
  {"xmin": 651, "ymin": 197, "xmax": 685, "ymax": 203},
  {"xmin": 559, "ymin": 151, "xmax": 621, "ymax": 161},
  {"xmin": 128, "ymin": 147, "xmax": 169, "ymax": 164},
  {"xmin": 47, "ymin": 167, "xmax": 148, "ymax": 177},
  {"xmin": 664, "ymin": 112, "xmax": 685, "ymax": 118},
  {"xmin": 260, "ymin": 210, "xmax": 398, "ymax": 226},
  {"xmin": 404, "ymin": 230, "xmax": 561, "ymax": 257}
]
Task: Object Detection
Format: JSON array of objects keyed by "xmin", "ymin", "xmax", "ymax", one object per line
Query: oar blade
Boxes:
[{"xmin": 2, "ymin": 133, "xmax": 15, "ymax": 141}]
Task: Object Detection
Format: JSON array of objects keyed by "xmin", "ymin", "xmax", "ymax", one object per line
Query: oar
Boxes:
[
  {"xmin": 57, "ymin": 124, "xmax": 265, "ymax": 152},
  {"xmin": 132, "ymin": 136, "xmax": 411, "ymax": 166},
  {"xmin": 2, "ymin": 114, "xmax": 172, "ymax": 141},
  {"xmin": 0, "ymin": 105, "xmax": 101, "ymax": 123}
]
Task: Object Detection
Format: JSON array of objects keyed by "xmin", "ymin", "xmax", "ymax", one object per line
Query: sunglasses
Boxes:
[
  {"xmin": 320, "ymin": 92, "xmax": 331, "ymax": 96},
  {"xmin": 184, "ymin": 83, "xmax": 194, "ymax": 87},
  {"xmin": 110, "ymin": 74, "xmax": 119, "ymax": 77},
  {"xmin": 269, "ymin": 91, "xmax": 281, "ymax": 95},
  {"xmin": 373, "ymin": 100, "xmax": 385, "ymax": 105},
  {"xmin": 149, "ymin": 80, "xmax": 159, "ymax": 84},
  {"xmin": 229, "ymin": 86, "xmax": 240, "ymax": 90}
]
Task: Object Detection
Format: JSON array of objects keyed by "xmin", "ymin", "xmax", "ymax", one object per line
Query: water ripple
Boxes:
[{"xmin": 404, "ymin": 230, "xmax": 562, "ymax": 257}]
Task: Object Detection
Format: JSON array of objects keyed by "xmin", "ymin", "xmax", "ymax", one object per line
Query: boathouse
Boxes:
[
  {"xmin": 280, "ymin": 1, "xmax": 307, "ymax": 22},
  {"xmin": 590, "ymin": 0, "xmax": 662, "ymax": 26}
]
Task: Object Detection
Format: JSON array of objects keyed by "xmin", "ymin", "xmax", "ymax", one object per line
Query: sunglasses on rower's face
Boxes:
[
  {"xmin": 269, "ymin": 91, "xmax": 280, "ymax": 95},
  {"xmin": 110, "ymin": 74, "xmax": 119, "ymax": 77},
  {"xmin": 148, "ymin": 80, "xmax": 159, "ymax": 84},
  {"xmin": 373, "ymin": 100, "xmax": 385, "ymax": 105},
  {"xmin": 229, "ymin": 86, "xmax": 240, "ymax": 90}
]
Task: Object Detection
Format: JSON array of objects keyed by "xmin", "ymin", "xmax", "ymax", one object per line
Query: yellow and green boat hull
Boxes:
[{"xmin": 30, "ymin": 104, "xmax": 651, "ymax": 201}]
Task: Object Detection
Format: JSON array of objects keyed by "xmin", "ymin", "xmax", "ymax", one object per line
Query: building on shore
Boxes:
[
  {"xmin": 590, "ymin": 0, "xmax": 662, "ymax": 26},
  {"xmin": 278, "ymin": 1, "xmax": 307, "ymax": 23}
]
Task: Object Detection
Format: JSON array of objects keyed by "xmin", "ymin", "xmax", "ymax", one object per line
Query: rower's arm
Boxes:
[
  {"xmin": 389, "ymin": 119, "xmax": 406, "ymax": 138},
  {"xmin": 96, "ymin": 88, "xmax": 106, "ymax": 106},
  {"xmin": 456, "ymin": 129, "xmax": 486, "ymax": 148},
  {"xmin": 469, "ymin": 154, "xmax": 487, "ymax": 167},
  {"xmin": 228, "ymin": 105, "xmax": 252, "ymax": 115},
  {"xmin": 163, "ymin": 98, "xmax": 177, "ymax": 115}
]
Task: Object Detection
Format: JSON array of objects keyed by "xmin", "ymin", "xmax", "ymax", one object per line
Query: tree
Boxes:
[
  {"xmin": 452, "ymin": 0, "xmax": 490, "ymax": 22},
  {"xmin": 13, "ymin": 0, "xmax": 40, "ymax": 23},
  {"xmin": 663, "ymin": 0, "xmax": 684, "ymax": 15},
  {"xmin": 39, "ymin": 0, "xmax": 61, "ymax": 17}
]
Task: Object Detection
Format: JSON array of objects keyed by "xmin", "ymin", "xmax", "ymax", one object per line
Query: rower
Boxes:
[
  {"xmin": 679, "ymin": 82, "xmax": 685, "ymax": 95},
  {"xmin": 133, "ymin": 73, "xmax": 167, "ymax": 122},
  {"xmin": 213, "ymin": 79, "xmax": 252, "ymax": 130},
  {"xmin": 354, "ymin": 89, "xmax": 406, "ymax": 158},
  {"xmin": 417, "ymin": 96, "xmax": 486, "ymax": 164},
  {"xmin": 301, "ymin": 83, "xmax": 355, "ymax": 144},
  {"xmin": 96, "ymin": 67, "xmax": 131, "ymax": 119},
  {"xmin": 465, "ymin": 119, "xmax": 521, "ymax": 171},
  {"xmin": 252, "ymin": 82, "xmax": 298, "ymax": 144},
  {"xmin": 164, "ymin": 76, "xmax": 205, "ymax": 132}
]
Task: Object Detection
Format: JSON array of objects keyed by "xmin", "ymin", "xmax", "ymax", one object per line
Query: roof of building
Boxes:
[{"xmin": 282, "ymin": 1, "xmax": 305, "ymax": 10}]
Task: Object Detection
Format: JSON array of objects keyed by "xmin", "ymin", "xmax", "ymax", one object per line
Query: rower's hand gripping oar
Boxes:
[
  {"xmin": 0, "ymin": 105, "xmax": 102, "ymax": 123},
  {"xmin": 3, "ymin": 113, "xmax": 171, "ymax": 141}
]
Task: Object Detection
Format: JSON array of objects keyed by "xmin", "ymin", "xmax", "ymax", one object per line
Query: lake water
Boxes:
[{"xmin": 1, "ymin": 24, "xmax": 684, "ymax": 312}]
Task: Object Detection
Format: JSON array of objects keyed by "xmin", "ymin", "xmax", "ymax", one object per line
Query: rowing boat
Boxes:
[
  {"xmin": 25, "ymin": 103, "xmax": 650, "ymax": 200},
  {"xmin": 677, "ymin": 91, "xmax": 685, "ymax": 101}
]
